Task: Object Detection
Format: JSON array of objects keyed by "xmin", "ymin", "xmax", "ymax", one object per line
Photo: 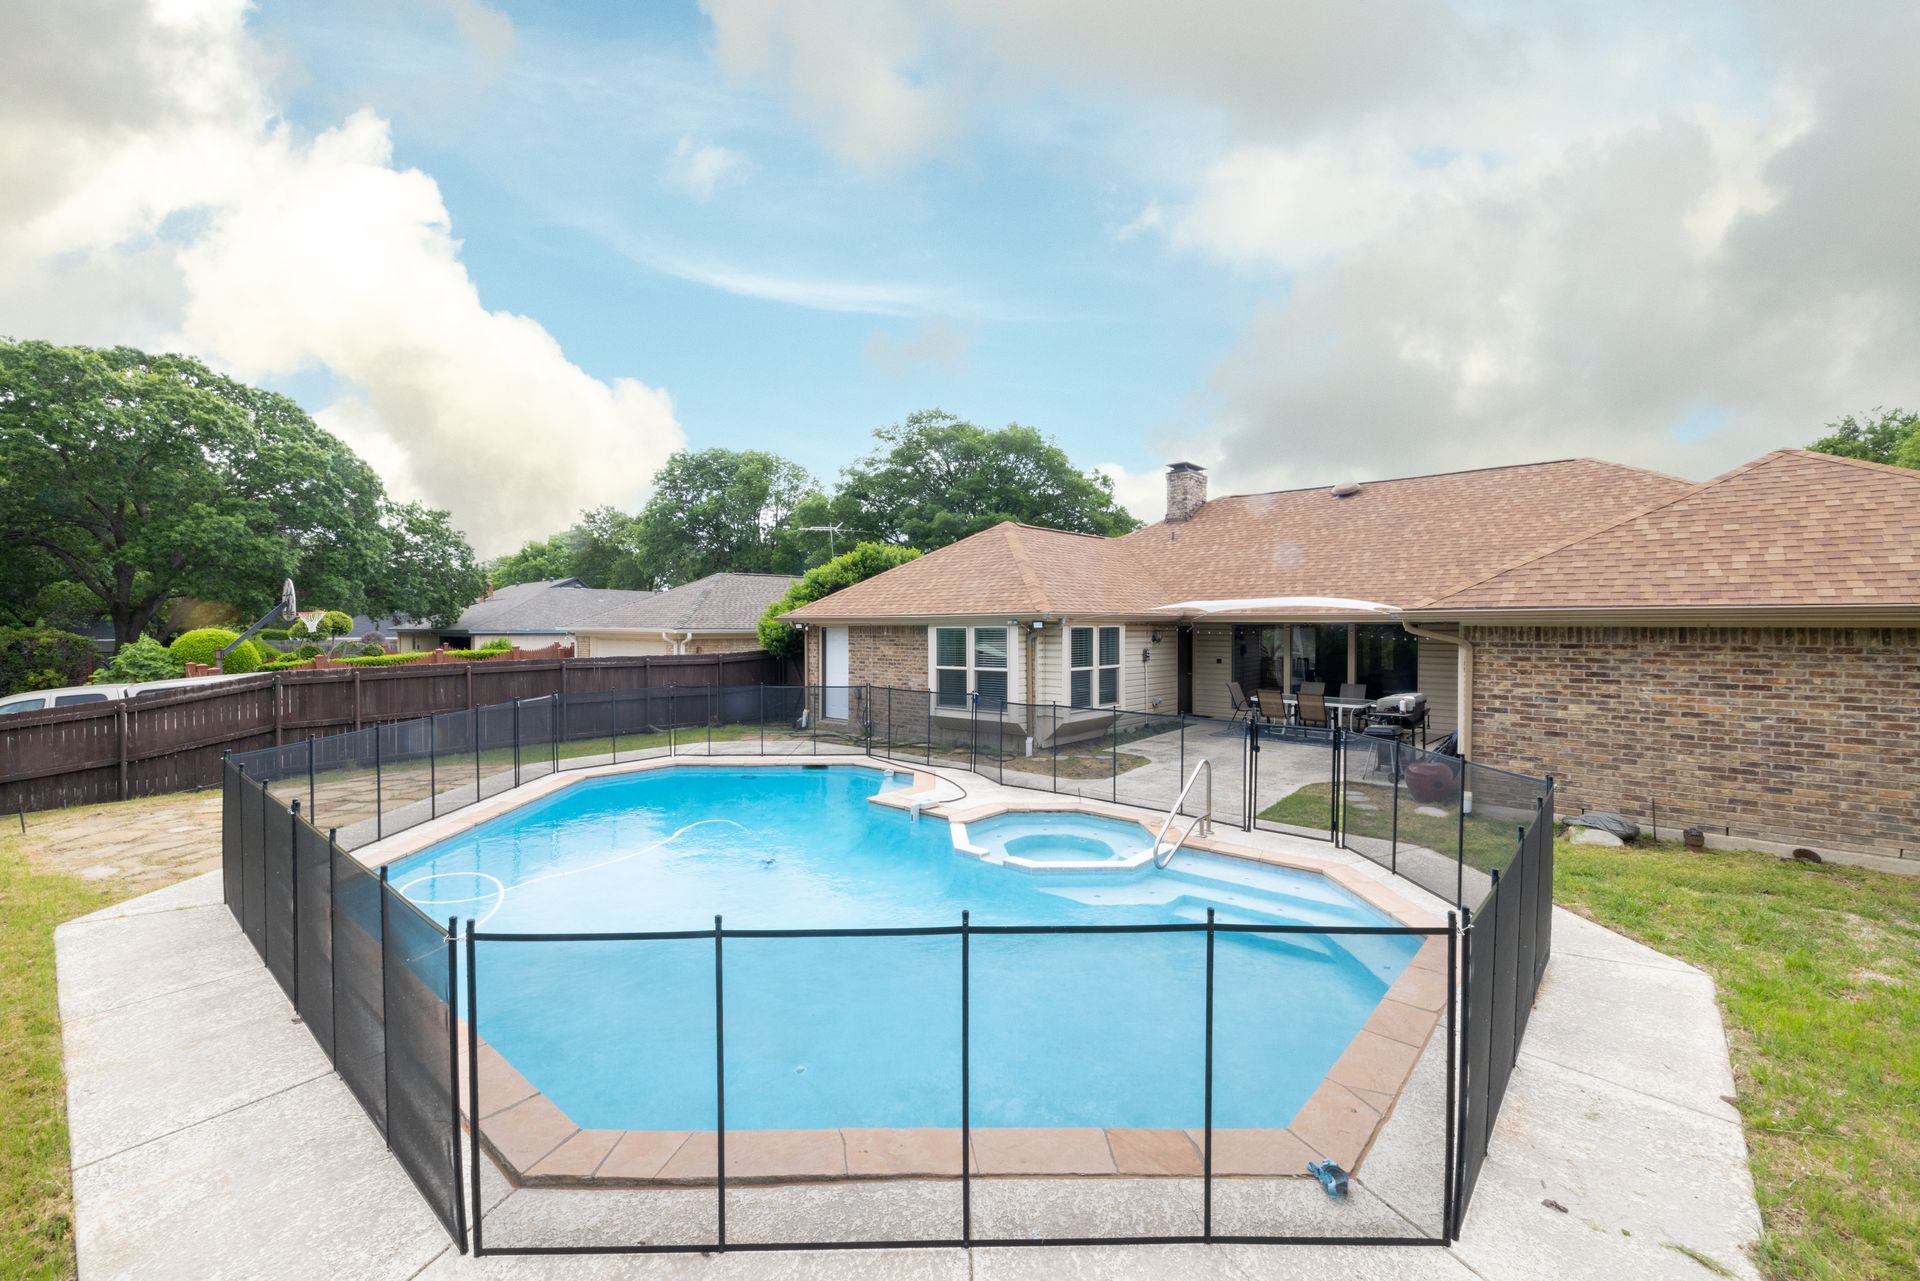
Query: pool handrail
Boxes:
[{"xmin": 1153, "ymin": 758, "xmax": 1212, "ymax": 868}]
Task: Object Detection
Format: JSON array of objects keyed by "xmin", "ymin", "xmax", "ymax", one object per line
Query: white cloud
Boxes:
[
  {"xmin": 704, "ymin": 0, "xmax": 1920, "ymax": 488},
  {"xmin": 1089, "ymin": 461, "xmax": 1169, "ymax": 525},
  {"xmin": 701, "ymin": 0, "xmax": 958, "ymax": 171},
  {"xmin": 862, "ymin": 319, "xmax": 970, "ymax": 375},
  {"xmin": 0, "ymin": 0, "xmax": 683, "ymax": 555},
  {"xmin": 662, "ymin": 135, "xmax": 751, "ymax": 199}
]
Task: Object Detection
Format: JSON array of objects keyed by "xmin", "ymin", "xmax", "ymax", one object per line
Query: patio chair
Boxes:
[
  {"xmin": 1338, "ymin": 682, "xmax": 1371, "ymax": 728},
  {"xmin": 1292, "ymin": 688, "xmax": 1331, "ymax": 729},
  {"xmin": 1227, "ymin": 679, "xmax": 1251, "ymax": 724}
]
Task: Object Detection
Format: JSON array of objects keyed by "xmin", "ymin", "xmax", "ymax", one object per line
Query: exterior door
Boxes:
[{"xmin": 823, "ymin": 627, "xmax": 849, "ymax": 719}]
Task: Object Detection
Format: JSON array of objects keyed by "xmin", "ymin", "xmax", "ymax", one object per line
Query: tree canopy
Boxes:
[
  {"xmin": 0, "ymin": 340, "xmax": 485, "ymax": 641},
  {"xmin": 1809, "ymin": 407, "xmax": 1920, "ymax": 470},
  {"xmin": 827, "ymin": 410, "xmax": 1140, "ymax": 549},
  {"xmin": 631, "ymin": 448, "xmax": 821, "ymax": 587},
  {"xmin": 757, "ymin": 542, "xmax": 924, "ymax": 658},
  {"xmin": 489, "ymin": 413, "xmax": 1138, "ymax": 594}
]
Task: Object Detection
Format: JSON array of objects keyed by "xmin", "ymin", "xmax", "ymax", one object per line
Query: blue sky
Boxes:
[
  {"xmin": 4, "ymin": 1, "xmax": 1914, "ymax": 551},
  {"xmin": 250, "ymin": 0, "xmax": 1262, "ymax": 503}
]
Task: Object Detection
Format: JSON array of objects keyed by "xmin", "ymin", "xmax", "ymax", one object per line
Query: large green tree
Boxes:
[
  {"xmin": 0, "ymin": 340, "xmax": 483, "ymax": 641},
  {"xmin": 1809, "ymin": 407, "xmax": 1920, "ymax": 469},
  {"xmin": 490, "ymin": 534, "xmax": 577, "ymax": 588},
  {"xmin": 828, "ymin": 409, "xmax": 1141, "ymax": 550},
  {"xmin": 630, "ymin": 448, "xmax": 822, "ymax": 586}
]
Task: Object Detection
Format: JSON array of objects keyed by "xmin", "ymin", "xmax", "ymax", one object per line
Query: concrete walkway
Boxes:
[{"xmin": 60, "ymin": 822, "xmax": 1762, "ymax": 1279}]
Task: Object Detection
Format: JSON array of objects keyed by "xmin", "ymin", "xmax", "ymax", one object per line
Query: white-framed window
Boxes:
[
  {"xmin": 1069, "ymin": 625, "xmax": 1121, "ymax": 708},
  {"xmin": 933, "ymin": 625, "xmax": 1011, "ymax": 709}
]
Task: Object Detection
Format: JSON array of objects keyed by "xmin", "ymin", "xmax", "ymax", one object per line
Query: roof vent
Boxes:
[{"xmin": 1330, "ymin": 481, "xmax": 1363, "ymax": 498}]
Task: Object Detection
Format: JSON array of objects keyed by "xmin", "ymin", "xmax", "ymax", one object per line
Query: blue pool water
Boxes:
[{"xmin": 393, "ymin": 766, "xmax": 1416, "ymax": 1132}]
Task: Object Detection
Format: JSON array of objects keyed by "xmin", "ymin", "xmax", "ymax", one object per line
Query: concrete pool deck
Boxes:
[{"xmin": 59, "ymin": 762, "xmax": 1765, "ymax": 1280}]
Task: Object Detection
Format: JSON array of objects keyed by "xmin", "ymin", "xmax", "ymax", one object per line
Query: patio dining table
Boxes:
[{"xmin": 1257, "ymin": 692, "xmax": 1374, "ymax": 730}]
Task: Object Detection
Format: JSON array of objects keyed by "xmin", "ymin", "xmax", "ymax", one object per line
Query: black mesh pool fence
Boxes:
[{"xmin": 216, "ymin": 682, "xmax": 1558, "ymax": 1253}]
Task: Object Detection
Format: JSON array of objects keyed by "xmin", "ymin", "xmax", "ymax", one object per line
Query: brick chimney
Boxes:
[{"xmin": 1165, "ymin": 461, "xmax": 1207, "ymax": 522}]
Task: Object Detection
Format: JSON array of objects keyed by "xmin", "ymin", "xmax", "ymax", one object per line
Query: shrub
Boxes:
[
  {"xmin": 255, "ymin": 627, "xmax": 291, "ymax": 642},
  {"xmin": 294, "ymin": 643, "xmax": 322, "ymax": 660},
  {"xmin": 91, "ymin": 635, "xmax": 184, "ymax": 685},
  {"xmin": 0, "ymin": 626, "xmax": 99, "ymax": 695},
  {"xmin": 359, "ymin": 642, "xmax": 386, "ymax": 657},
  {"xmin": 168, "ymin": 628, "xmax": 266, "ymax": 674},
  {"xmin": 757, "ymin": 542, "xmax": 923, "ymax": 658},
  {"xmin": 478, "ymin": 637, "xmax": 512, "ymax": 651},
  {"xmin": 319, "ymin": 610, "xmax": 355, "ymax": 637},
  {"xmin": 338, "ymin": 652, "xmax": 426, "ymax": 667}
]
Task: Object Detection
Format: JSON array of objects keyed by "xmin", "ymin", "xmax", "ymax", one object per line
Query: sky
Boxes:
[{"xmin": 2, "ymin": 1, "xmax": 1917, "ymax": 555}]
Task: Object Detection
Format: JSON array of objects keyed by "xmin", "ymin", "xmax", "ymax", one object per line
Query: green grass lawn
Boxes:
[
  {"xmin": 1259, "ymin": 780, "xmax": 1529, "ymax": 873},
  {"xmin": 1555, "ymin": 840, "xmax": 1920, "ymax": 1281},
  {"xmin": 0, "ymin": 839, "xmax": 114, "ymax": 1281}
]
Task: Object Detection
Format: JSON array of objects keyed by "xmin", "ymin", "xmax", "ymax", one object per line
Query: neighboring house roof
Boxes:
[
  {"xmin": 787, "ymin": 457, "xmax": 1692, "ymax": 623},
  {"xmin": 1412, "ymin": 450, "xmax": 1920, "ymax": 616},
  {"xmin": 784, "ymin": 522, "xmax": 1175, "ymax": 623},
  {"xmin": 575, "ymin": 573, "xmax": 797, "ymax": 633},
  {"xmin": 406, "ymin": 574, "xmax": 797, "ymax": 637}
]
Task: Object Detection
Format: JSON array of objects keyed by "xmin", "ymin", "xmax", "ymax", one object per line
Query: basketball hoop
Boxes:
[{"xmin": 296, "ymin": 610, "xmax": 328, "ymax": 635}]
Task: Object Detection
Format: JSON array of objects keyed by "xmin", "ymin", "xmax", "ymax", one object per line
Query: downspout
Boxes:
[
  {"xmin": 1399, "ymin": 620, "xmax": 1472, "ymax": 760},
  {"xmin": 659, "ymin": 629, "xmax": 695, "ymax": 656}
]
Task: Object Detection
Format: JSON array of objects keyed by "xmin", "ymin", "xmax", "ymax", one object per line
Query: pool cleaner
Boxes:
[{"xmin": 1308, "ymin": 1159, "xmax": 1349, "ymax": 1198}]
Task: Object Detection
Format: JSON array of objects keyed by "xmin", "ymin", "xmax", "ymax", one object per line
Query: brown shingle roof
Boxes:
[
  {"xmin": 786, "ymin": 458, "xmax": 1694, "ymax": 622},
  {"xmin": 783, "ymin": 522, "xmax": 1173, "ymax": 621},
  {"xmin": 1116, "ymin": 458, "xmax": 1691, "ymax": 612},
  {"xmin": 1415, "ymin": 450, "xmax": 1920, "ymax": 613}
]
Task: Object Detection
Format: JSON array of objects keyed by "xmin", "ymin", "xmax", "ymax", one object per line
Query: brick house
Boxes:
[{"xmin": 786, "ymin": 450, "xmax": 1918, "ymax": 860}]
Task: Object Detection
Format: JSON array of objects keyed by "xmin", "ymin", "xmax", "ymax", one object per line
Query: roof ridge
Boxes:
[
  {"xmin": 1174, "ymin": 456, "xmax": 1683, "ymax": 509},
  {"xmin": 1785, "ymin": 447, "xmax": 1920, "ymax": 481},
  {"xmin": 1000, "ymin": 524, "xmax": 1055, "ymax": 614},
  {"xmin": 1413, "ymin": 451, "xmax": 1791, "ymax": 609}
]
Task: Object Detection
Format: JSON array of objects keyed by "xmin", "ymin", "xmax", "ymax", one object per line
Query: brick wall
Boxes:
[
  {"xmin": 803, "ymin": 626, "xmax": 928, "ymax": 691},
  {"xmin": 1468, "ymin": 625, "xmax": 1919, "ymax": 858}
]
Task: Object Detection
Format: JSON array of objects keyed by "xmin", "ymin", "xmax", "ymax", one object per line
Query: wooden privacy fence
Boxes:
[{"xmin": 0, "ymin": 650, "xmax": 793, "ymax": 815}]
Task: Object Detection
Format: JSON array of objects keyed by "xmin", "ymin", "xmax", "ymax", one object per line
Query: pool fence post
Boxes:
[
  {"xmin": 1110, "ymin": 710, "xmax": 1118, "ymax": 804},
  {"xmin": 713, "ymin": 914, "xmax": 726, "ymax": 1252},
  {"xmin": 1203, "ymin": 906, "xmax": 1215, "ymax": 1241},
  {"xmin": 1443, "ymin": 909, "xmax": 1458, "ymax": 1242},
  {"xmin": 758, "ymin": 684, "xmax": 765, "ymax": 755},
  {"xmin": 307, "ymin": 735, "xmax": 316, "ymax": 821},
  {"xmin": 552, "ymin": 693, "xmax": 560, "ymax": 775},
  {"xmin": 512, "ymin": 698, "xmax": 521, "ymax": 787},
  {"xmin": 960, "ymin": 908, "xmax": 971, "ymax": 1248},
  {"xmin": 1051, "ymin": 703, "xmax": 1059, "ymax": 794},
  {"xmin": 1455, "ymin": 762, "xmax": 1467, "ymax": 906},
  {"xmin": 809, "ymin": 684, "xmax": 816, "ymax": 755},
  {"xmin": 667, "ymin": 685, "xmax": 675, "ymax": 758},
  {"xmin": 709, "ymin": 685, "xmax": 715, "ymax": 756},
  {"xmin": 1179, "ymin": 716, "xmax": 1186, "ymax": 814},
  {"xmin": 288, "ymin": 800, "xmax": 302, "ymax": 1002},
  {"xmin": 374, "ymin": 725, "xmax": 383, "ymax": 841},
  {"xmin": 327, "ymin": 828, "xmax": 340, "ymax": 1070},
  {"xmin": 465, "ymin": 922, "xmax": 483, "ymax": 1256},
  {"xmin": 1390, "ymin": 739, "xmax": 1401, "ymax": 874},
  {"xmin": 1453, "ymin": 903, "xmax": 1474, "ymax": 1235},
  {"xmin": 428, "ymin": 715, "xmax": 437, "ymax": 819},
  {"xmin": 378, "ymin": 864, "xmax": 392, "ymax": 1148},
  {"xmin": 445, "ymin": 916, "xmax": 468, "ymax": 1253}
]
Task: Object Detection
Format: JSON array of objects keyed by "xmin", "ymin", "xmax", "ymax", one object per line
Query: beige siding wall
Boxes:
[
  {"xmin": 1416, "ymin": 637, "xmax": 1458, "ymax": 735},
  {"xmin": 1126, "ymin": 623, "xmax": 1178, "ymax": 714}
]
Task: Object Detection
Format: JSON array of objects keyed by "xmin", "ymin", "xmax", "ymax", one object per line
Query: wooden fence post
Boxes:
[{"xmin": 116, "ymin": 702, "xmax": 129, "ymax": 800}]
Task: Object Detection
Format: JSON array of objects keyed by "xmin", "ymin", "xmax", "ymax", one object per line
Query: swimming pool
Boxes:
[{"xmin": 393, "ymin": 765, "xmax": 1418, "ymax": 1134}]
